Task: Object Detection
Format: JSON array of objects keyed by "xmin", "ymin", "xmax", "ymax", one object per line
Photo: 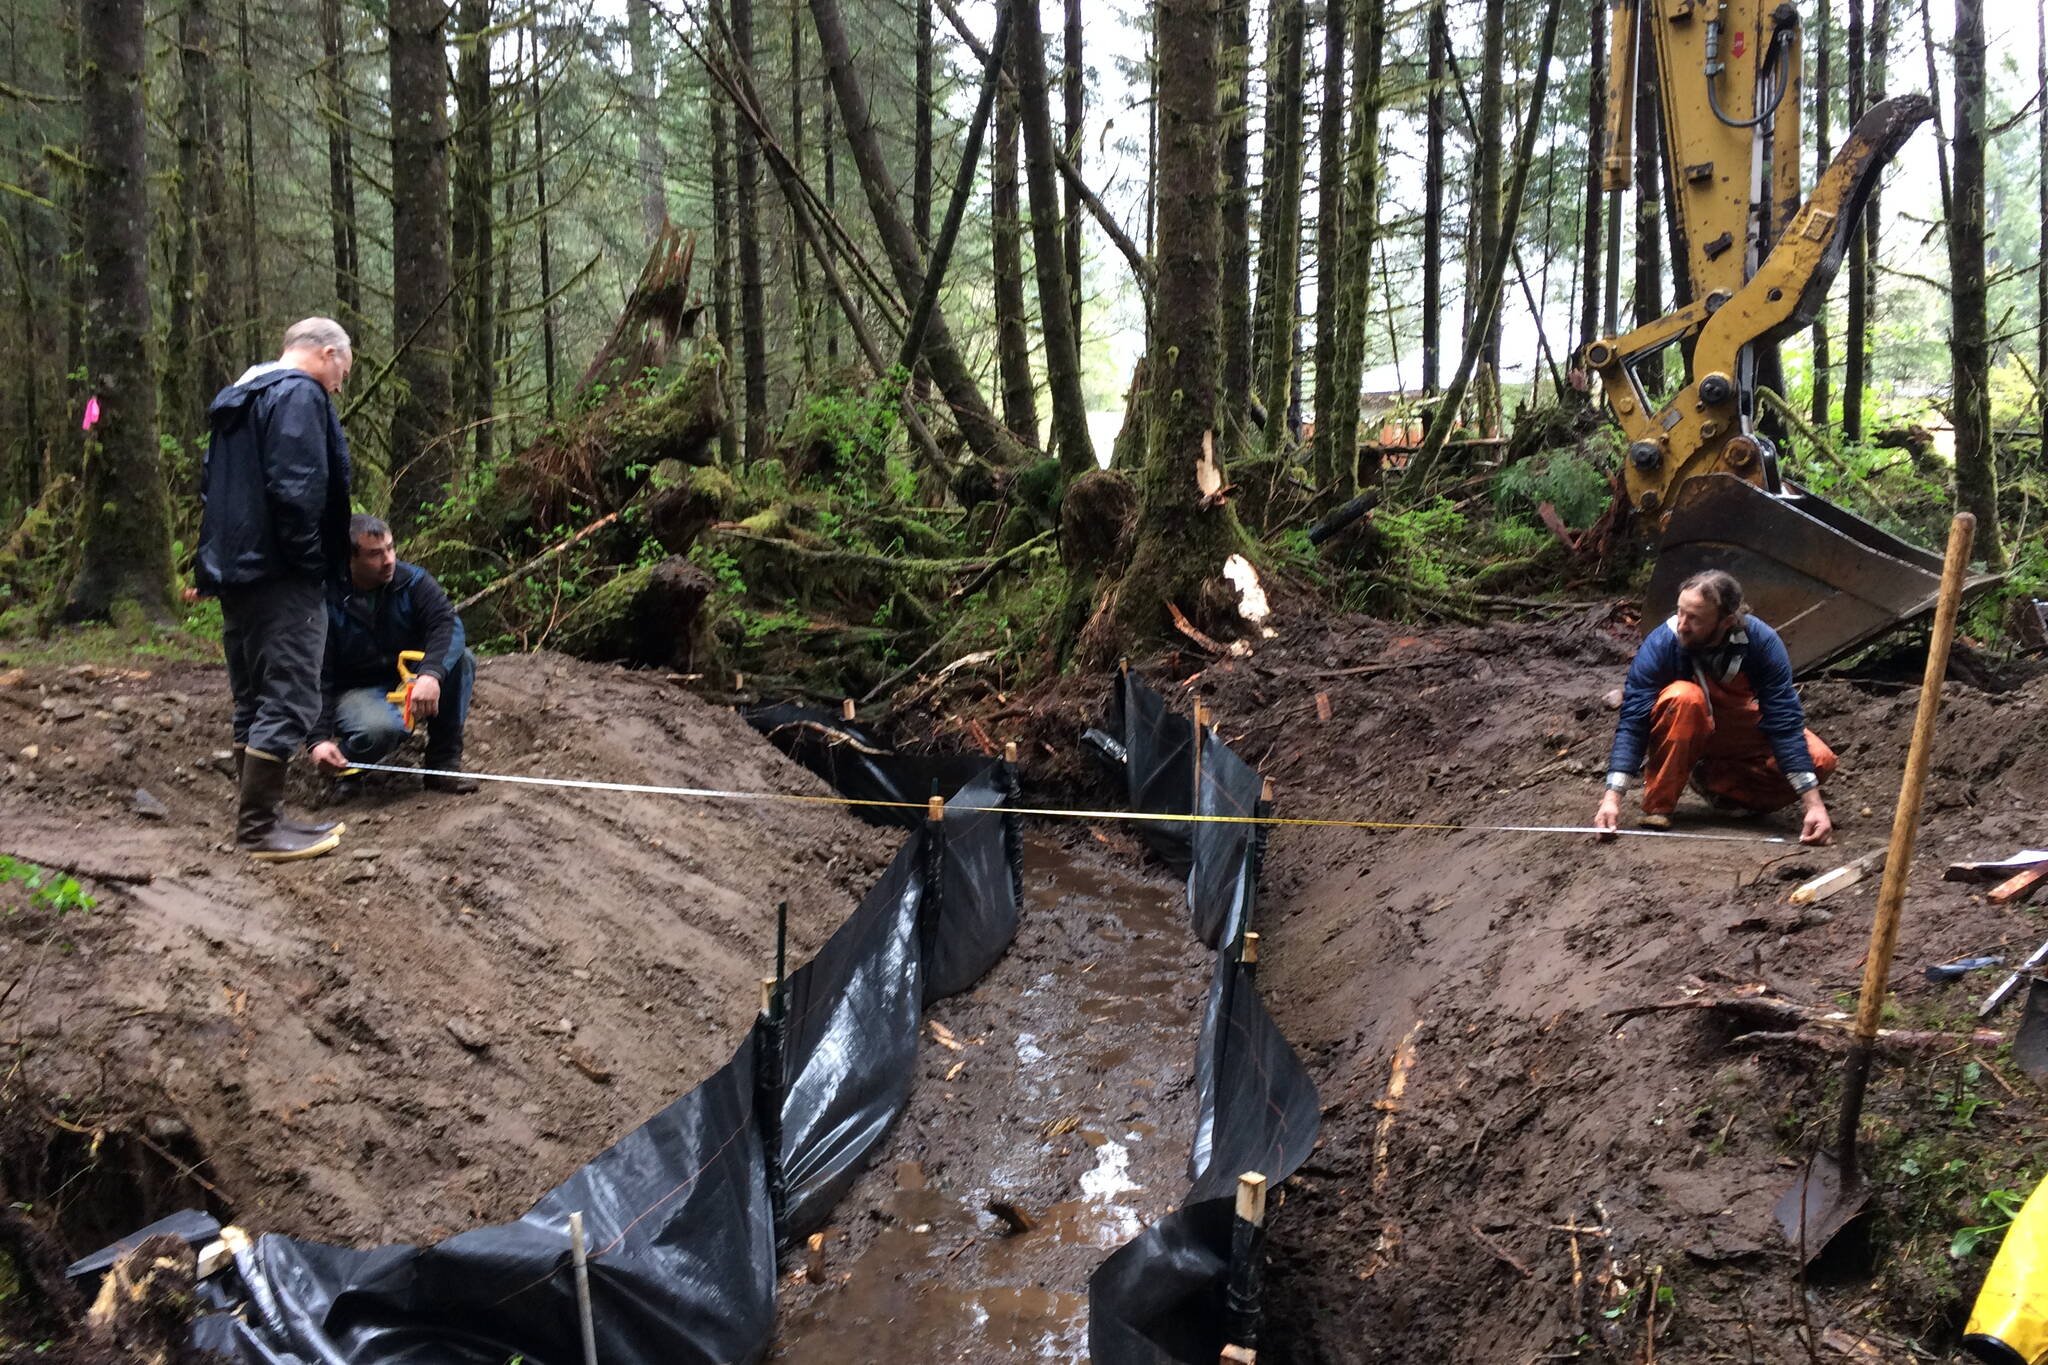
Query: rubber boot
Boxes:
[
  {"xmin": 422, "ymin": 744, "xmax": 479, "ymax": 795},
  {"xmin": 237, "ymin": 749, "xmax": 342, "ymax": 861},
  {"xmin": 235, "ymin": 746, "xmax": 344, "ymax": 837}
]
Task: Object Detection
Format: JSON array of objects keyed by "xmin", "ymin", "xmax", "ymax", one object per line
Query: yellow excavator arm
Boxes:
[{"xmin": 1584, "ymin": 0, "xmax": 1989, "ymax": 671}]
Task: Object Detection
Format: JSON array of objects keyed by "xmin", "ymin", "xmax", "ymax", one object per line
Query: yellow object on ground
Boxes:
[
  {"xmin": 1966, "ymin": 1175, "xmax": 2048, "ymax": 1364},
  {"xmin": 387, "ymin": 650, "xmax": 426, "ymax": 731}
]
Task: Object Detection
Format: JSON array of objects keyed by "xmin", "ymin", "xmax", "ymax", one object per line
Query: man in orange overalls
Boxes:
[{"xmin": 1593, "ymin": 570, "xmax": 1837, "ymax": 845}]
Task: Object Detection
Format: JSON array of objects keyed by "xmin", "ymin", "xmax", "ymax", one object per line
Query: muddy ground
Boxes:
[
  {"xmin": 5, "ymin": 611, "xmax": 2047, "ymax": 1364},
  {"xmin": 0, "ymin": 652, "xmax": 887, "ymax": 1268},
  {"xmin": 772, "ymin": 830, "xmax": 1204, "ymax": 1362},
  {"xmin": 1158, "ymin": 611, "xmax": 2048, "ymax": 1362}
]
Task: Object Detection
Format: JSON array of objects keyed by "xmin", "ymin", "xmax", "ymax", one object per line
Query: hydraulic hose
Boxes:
[{"xmin": 1706, "ymin": 24, "xmax": 1795, "ymax": 129}]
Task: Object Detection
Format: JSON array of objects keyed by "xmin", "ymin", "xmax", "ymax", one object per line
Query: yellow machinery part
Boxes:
[{"xmin": 1965, "ymin": 1173, "xmax": 2048, "ymax": 1365}]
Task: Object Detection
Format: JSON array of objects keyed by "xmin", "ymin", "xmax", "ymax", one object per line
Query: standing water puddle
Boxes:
[{"xmin": 772, "ymin": 832, "xmax": 1204, "ymax": 1362}]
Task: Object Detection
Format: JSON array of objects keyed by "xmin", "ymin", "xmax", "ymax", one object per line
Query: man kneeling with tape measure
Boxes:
[{"xmin": 309, "ymin": 515, "xmax": 480, "ymax": 796}]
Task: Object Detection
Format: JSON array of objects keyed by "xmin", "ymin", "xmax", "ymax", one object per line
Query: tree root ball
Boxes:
[{"xmin": 1058, "ymin": 470, "xmax": 1137, "ymax": 575}]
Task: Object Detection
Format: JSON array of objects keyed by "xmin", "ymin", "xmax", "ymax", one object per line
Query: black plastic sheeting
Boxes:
[
  {"xmin": 741, "ymin": 702, "xmax": 991, "ymax": 828},
  {"xmin": 187, "ymin": 747, "xmax": 1019, "ymax": 1365},
  {"xmin": 1089, "ymin": 669, "xmax": 1323, "ymax": 1365}
]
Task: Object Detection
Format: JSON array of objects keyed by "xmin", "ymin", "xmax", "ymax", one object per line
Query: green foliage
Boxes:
[
  {"xmin": 1375, "ymin": 497, "xmax": 1468, "ymax": 594},
  {"xmin": 1950, "ymin": 1183, "xmax": 2030, "ymax": 1260},
  {"xmin": 0, "ymin": 856, "xmax": 95, "ymax": 917},
  {"xmin": 1493, "ymin": 450, "xmax": 1610, "ymax": 528}
]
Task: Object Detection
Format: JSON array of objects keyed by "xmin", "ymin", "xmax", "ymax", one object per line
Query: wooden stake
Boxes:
[
  {"xmin": 1004, "ymin": 740, "xmax": 1018, "ymax": 763},
  {"xmin": 1989, "ymin": 866, "xmax": 2048, "ymax": 905},
  {"xmin": 568, "ymin": 1211, "xmax": 598, "ymax": 1365},
  {"xmin": 1236, "ymin": 1171, "xmax": 1268, "ymax": 1225},
  {"xmin": 806, "ymin": 1231, "xmax": 828, "ymax": 1283},
  {"xmin": 1261, "ymin": 778, "xmax": 1275, "ymax": 803},
  {"xmin": 734, "ymin": 672, "xmax": 745, "ymax": 689},
  {"xmin": 841, "ymin": 698, "xmax": 857, "ymax": 721},
  {"xmin": 759, "ymin": 976, "xmax": 776, "ymax": 1015},
  {"xmin": 927, "ymin": 794, "xmax": 945, "ymax": 822},
  {"xmin": 1241, "ymin": 931, "xmax": 1260, "ymax": 965},
  {"xmin": 1314, "ymin": 692, "xmax": 1332, "ymax": 722},
  {"xmin": 1788, "ymin": 849, "xmax": 1887, "ymax": 904}
]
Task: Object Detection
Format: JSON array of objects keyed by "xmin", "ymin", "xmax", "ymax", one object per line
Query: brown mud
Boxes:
[
  {"xmin": 0, "ymin": 652, "xmax": 887, "ymax": 1264},
  {"xmin": 772, "ymin": 830, "xmax": 1205, "ymax": 1363},
  {"xmin": 6, "ymin": 609, "xmax": 2048, "ymax": 1364},
  {"xmin": 1162, "ymin": 612, "xmax": 2048, "ymax": 1362}
]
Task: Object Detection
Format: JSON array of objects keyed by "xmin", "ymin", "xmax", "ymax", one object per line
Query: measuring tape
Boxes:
[{"xmin": 343, "ymin": 761, "xmax": 1789, "ymax": 844}]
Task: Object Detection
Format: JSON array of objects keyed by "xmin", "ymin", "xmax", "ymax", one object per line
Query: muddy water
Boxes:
[{"xmin": 772, "ymin": 832, "xmax": 1203, "ymax": 1363}]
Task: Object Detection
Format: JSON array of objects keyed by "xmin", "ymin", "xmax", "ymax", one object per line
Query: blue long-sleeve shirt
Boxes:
[{"xmin": 1606, "ymin": 614, "xmax": 1816, "ymax": 780}]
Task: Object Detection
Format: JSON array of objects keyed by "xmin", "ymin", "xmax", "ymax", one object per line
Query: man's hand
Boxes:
[
  {"xmin": 310, "ymin": 740, "xmax": 349, "ymax": 772},
  {"xmin": 409, "ymin": 674, "xmax": 441, "ymax": 720},
  {"xmin": 1798, "ymin": 789, "xmax": 1834, "ymax": 846},
  {"xmin": 1593, "ymin": 789, "xmax": 1622, "ymax": 841}
]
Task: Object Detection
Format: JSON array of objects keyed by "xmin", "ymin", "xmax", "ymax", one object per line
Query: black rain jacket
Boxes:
[{"xmin": 194, "ymin": 366, "xmax": 352, "ymax": 592}]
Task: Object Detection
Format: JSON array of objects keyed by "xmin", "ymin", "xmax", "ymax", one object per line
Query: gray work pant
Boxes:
[{"xmin": 219, "ymin": 576, "xmax": 326, "ymax": 758}]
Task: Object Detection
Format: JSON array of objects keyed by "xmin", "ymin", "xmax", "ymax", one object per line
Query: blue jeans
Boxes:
[{"xmin": 334, "ymin": 650, "xmax": 475, "ymax": 766}]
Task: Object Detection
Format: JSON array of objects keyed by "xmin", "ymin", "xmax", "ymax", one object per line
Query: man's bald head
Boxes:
[{"xmin": 280, "ymin": 318, "xmax": 353, "ymax": 395}]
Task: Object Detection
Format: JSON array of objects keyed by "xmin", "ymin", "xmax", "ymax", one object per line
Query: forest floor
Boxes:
[{"xmin": 3, "ymin": 611, "xmax": 2047, "ymax": 1363}]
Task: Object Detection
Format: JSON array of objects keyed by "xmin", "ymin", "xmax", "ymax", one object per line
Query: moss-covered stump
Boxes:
[
  {"xmin": 644, "ymin": 463, "xmax": 739, "ymax": 555},
  {"xmin": 601, "ymin": 346, "xmax": 727, "ymax": 478},
  {"xmin": 552, "ymin": 556, "xmax": 714, "ymax": 671}
]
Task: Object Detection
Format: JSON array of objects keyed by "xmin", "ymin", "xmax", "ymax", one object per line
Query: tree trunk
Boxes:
[
  {"xmin": 1632, "ymin": 21, "xmax": 1664, "ymax": 395},
  {"xmin": 1219, "ymin": 0, "xmax": 1252, "ymax": 427},
  {"xmin": 452, "ymin": 0, "xmax": 494, "ymax": 469},
  {"xmin": 711, "ymin": 80, "xmax": 739, "ymax": 465},
  {"xmin": 732, "ymin": 0, "xmax": 769, "ymax": 466},
  {"xmin": 1948, "ymin": 0, "xmax": 2005, "ymax": 568},
  {"xmin": 319, "ymin": 0, "xmax": 361, "ymax": 336},
  {"xmin": 1012, "ymin": 0, "xmax": 1094, "ymax": 476},
  {"xmin": 1309, "ymin": 0, "xmax": 1347, "ymax": 483},
  {"xmin": 810, "ymin": 0, "xmax": 1028, "ymax": 467},
  {"xmin": 1253, "ymin": 0, "xmax": 1306, "ymax": 452},
  {"xmin": 1062, "ymin": 0, "xmax": 1084, "ymax": 338},
  {"xmin": 1422, "ymin": 0, "xmax": 1445, "ymax": 394},
  {"xmin": 1101, "ymin": 0, "xmax": 1244, "ymax": 651},
  {"xmin": 390, "ymin": 0, "xmax": 455, "ymax": 528},
  {"xmin": 1472, "ymin": 0, "xmax": 1506, "ymax": 430},
  {"xmin": 1577, "ymin": 0, "xmax": 1605, "ymax": 360},
  {"xmin": 237, "ymin": 0, "xmax": 260, "ymax": 359},
  {"xmin": 167, "ymin": 0, "xmax": 231, "ymax": 448},
  {"xmin": 1330, "ymin": 0, "xmax": 1384, "ymax": 468},
  {"xmin": 788, "ymin": 0, "xmax": 813, "ymax": 379},
  {"xmin": 63, "ymin": 0, "xmax": 174, "ymax": 624},
  {"xmin": 630, "ymin": 0, "xmax": 667, "ymax": 243},
  {"xmin": 1811, "ymin": 0, "xmax": 1831, "ymax": 427},
  {"xmin": 992, "ymin": 45, "xmax": 1038, "ymax": 446},
  {"xmin": 1844, "ymin": 0, "xmax": 1868, "ymax": 443},
  {"xmin": 531, "ymin": 9, "xmax": 557, "ymax": 420},
  {"xmin": 821, "ymin": 61, "xmax": 839, "ymax": 365}
]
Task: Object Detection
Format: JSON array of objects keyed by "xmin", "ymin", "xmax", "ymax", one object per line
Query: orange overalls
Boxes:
[{"xmin": 1641, "ymin": 673, "xmax": 1837, "ymax": 816}]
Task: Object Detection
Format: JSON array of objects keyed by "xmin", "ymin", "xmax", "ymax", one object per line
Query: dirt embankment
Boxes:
[
  {"xmin": 1171, "ymin": 613, "xmax": 2048, "ymax": 1361},
  {"xmin": 0, "ymin": 652, "xmax": 886, "ymax": 1264}
]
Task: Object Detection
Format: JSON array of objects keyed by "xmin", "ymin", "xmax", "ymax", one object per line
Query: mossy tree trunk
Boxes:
[
  {"xmin": 1308, "ymin": 0, "xmax": 1347, "ymax": 486},
  {"xmin": 1330, "ymin": 0, "xmax": 1384, "ymax": 471},
  {"xmin": 63, "ymin": 0, "xmax": 175, "ymax": 626},
  {"xmin": 992, "ymin": 49, "xmax": 1038, "ymax": 448},
  {"xmin": 1252, "ymin": 0, "xmax": 1305, "ymax": 453},
  {"xmin": 1218, "ymin": 0, "xmax": 1252, "ymax": 432},
  {"xmin": 390, "ymin": 0, "xmax": 455, "ymax": 529},
  {"xmin": 1099, "ymin": 0, "xmax": 1245, "ymax": 654},
  {"xmin": 1949, "ymin": 0, "xmax": 2006, "ymax": 569}
]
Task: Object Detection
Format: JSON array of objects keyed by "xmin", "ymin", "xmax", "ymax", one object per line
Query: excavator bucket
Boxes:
[{"xmin": 1646, "ymin": 474, "xmax": 2002, "ymax": 675}]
